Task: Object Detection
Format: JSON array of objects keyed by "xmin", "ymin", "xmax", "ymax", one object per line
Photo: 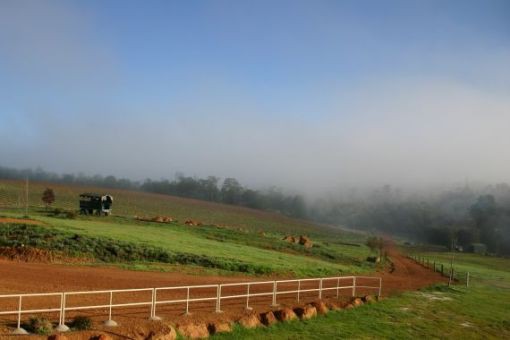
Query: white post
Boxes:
[
  {"xmin": 150, "ymin": 288, "xmax": 161, "ymax": 320},
  {"xmin": 271, "ymin": 281, "xmax": 278, "ymax": 307},
  {"xmin": 352, "ymin": 277, "xmax": 356, "ymax": 297},
  {"xmin": 12, "ymin": 295, "xmax": 28, "ymax": 335},
  {"xmin": 336, "ymin": 277, "xmax": 340, "ymax": 298},
  {"xmin": 104, "ymin": 291, "xmax": 117, "ymax": 327},
  {"xmin": 17, "ymin": 296, "xmax": 22, "ymax": 329},
  {"xmin": 109, "ymin": 291, "xmax": 113, "ymax": 320},
  {"xmin": 185, "ymin": 287, "xmax": 190, "ymax": 315},
  {"xmin": 246, "ymin": 284, "xmax": 252, "ymax": 310},
  {"xmin": 297, "ymin": 280, "xmax": 301, "ymax": 303},
  {"xmin": 56, "ymin": 293, "xmax": 70, "ymax": 332},
  {"xmin": 466, "ymin": 272, "xmax": 470, "ymax": 288},
  {"xmin": 215, "ymin": 285, "xmax": 222, "ymax": 313},
  {"xmin": 319, "ymin": 278, "xmax": 323, "ymax": 299}
]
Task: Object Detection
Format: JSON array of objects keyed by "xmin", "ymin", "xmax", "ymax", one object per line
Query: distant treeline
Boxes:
[
  {"xmin": 0, "ymin": 165, "xmax": 307, "ymax": 219},
  {"xmin": 309, "ymin": 185, "xmax": 510, "ymax": 256}
]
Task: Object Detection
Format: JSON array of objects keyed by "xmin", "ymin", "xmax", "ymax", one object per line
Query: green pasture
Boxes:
[{"xmin": 213, "ymin": 251, "xmax": 510, "ymax": 339}]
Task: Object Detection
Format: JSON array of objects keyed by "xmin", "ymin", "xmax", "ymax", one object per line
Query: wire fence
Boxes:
[
  {"xmin": 408, "ymin": 254, "xmax": 470, "ymax": 287},
  {"xmin": 0, "ymin": 275, "xmax": 381, "ymax": 334}
]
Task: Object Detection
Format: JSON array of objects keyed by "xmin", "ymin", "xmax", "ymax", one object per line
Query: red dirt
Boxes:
[
  {"xmin": 0, "ymin": 217, "xmax": 44, "ymax": 225},
  {"xmin": 0, "ymin": 242, "xmax": 445, "ymax": 339}
]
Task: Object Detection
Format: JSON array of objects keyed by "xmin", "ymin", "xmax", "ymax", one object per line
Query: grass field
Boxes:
[
  {"xmin": 0, "ymin": 179, "xmax": 345, "ymax": 236},
  {"xmin": 0, "ymin": 179, "xmax": 374, "ymax": 277},
  {"xmin": 212, "ymin": 251, "xmax": 510, "ymax": 339}
]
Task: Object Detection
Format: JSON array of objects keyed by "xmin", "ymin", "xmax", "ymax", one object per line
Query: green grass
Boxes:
[
  {"xmin": 407, "ymin": 251, "xmax": 510, "ymax": 288},
  {"xmin": 0, "ymin": 179, "xmax": 376, "ymax": 276},
  {"xmin": 213, "ymin": 252, "xmax": 510, "ymax": 339},
  {"xmin": 0, "ymin": 210, "xmax": 373, "ymax": 278}
]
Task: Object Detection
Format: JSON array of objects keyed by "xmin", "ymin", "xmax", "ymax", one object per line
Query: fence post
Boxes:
[
  {"xmin": 12, "ymin": 296, "xmax": 28, "ymax": 335},
  {"xmin": 352, "ymin": 277, "xmax": 356, "ymax": 297},
  {"xmin": 150, "ymin": 288, "xmax": 161, "ymax": 321},
  {"xmin": 319, "ymin": 278, "xmax": 323, "ymax": 299},
  {"xmin": 466, "ymin": 272, "xmax": 470, "ymax": 288},
  {"xmin": 271, "ymin": 281, "xmax": 278, "ymax": 307},
  {"xmin": 185, "ymin": 287, "xmax": 190, "ymax": 315},
  {"xmin": 55, "ymin": 293, "xmax": 70, "ymax": 332},
  {"xmin": 104, "ymin": 291, "xmax": 118, "ymax": 327},
  {"xmin": 378, "ymin": 277, "xmax": 382, "ymax": 297},
  {"xmin": 215, "ymin": 285, "xmax": 222, "ymax": 313},
  {"xmin": 336, "ymin": 277, "xmax": 340, "ymax": 298},
  {"xmin": 297, "ymin": 280, "xmax": 301, "ymax": 303},
  {"xmin": 245, "ymin": 284, "xmax": 252, "ymax": 310}
]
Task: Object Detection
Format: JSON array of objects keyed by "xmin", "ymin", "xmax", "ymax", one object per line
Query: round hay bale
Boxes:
[
  {"xmin": 238, "ymin": 313, "xmax": 261, "ymax": 329},
  {"xmin": 146, "ymin": 326, "xmax": 177, "ymax": 340},
  {"xmin": 176, "ymin": 322, "xmax": 209, "ymax": 339},
  {"xmin": 208, "ymin": 321, "xmax": 232, "ymax": 334},
  {"xmin": 274, "ymin": 307, "xmax": 297, "ymax": 322},
  {"xmin": 311, "ymin": 301, "xmax": 329, "ymax": 314},
  {"xmin": 294, "ymin": 304, "xmax": 317, "ymax": 320},
  {"xmin": 260, "ymin": 311, "xmax": 277, "ymax": 326},
  {"xmin": 352, "ymin": 297, "xmax": 364, "ymax": 307},
  {"xmin": 363, "ymin": 295, "xmax": 376, "ymax": 304}
]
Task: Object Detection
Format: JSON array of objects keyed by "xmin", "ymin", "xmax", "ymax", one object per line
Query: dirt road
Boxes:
[{"xmin": 0, "ymin": 244, "xmax": 445, "ymax": 339}]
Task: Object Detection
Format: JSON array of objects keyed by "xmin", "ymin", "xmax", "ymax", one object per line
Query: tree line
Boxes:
[{"xmin": 309, "ymin": 185, "xmax": 510, "ymax": 256}]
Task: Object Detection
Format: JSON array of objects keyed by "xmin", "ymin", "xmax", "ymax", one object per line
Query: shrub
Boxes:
[
  {"xmin": 65, "ymin": 210, "xmax": 77, "ymax": 219},
  {"xmin": 70, "ymin": 315, "xmax": 92, "ymax": 330},
  {"xmin": 27, "ymin": 316, "xmax": 53, "ymax": 335},
  {"xmin": 51, "ymin": 208, "xmax": 62, "ymax": 216}
]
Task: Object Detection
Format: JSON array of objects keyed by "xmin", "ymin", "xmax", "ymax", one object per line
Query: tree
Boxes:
[
  {"xmin": 41, "ymin": 188, "xmax": 55, "ymax": 209},
  {"xmin": 221, "ymin": 178, "xmax": 243, "ymax": 204}
]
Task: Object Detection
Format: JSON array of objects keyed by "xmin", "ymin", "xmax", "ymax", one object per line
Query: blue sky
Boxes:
[{"xmin": 1, "ymin": 0, "xmax": 509, "ymax": 192}]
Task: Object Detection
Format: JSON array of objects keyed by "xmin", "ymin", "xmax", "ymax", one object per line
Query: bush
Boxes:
[
  {"xmin": 70, "ymin": 315, "xmax": 92, "ymax": 330},
  {"xmin": 65, "ymin": 210, "xmax": 77, "ymax": 219},
  {"xmin": 51, "ymin": 208, "xmax": 62, "ymax": 216},
  {"xmin": 26, "ymin": 316, "xmax": 53, "ymax": 335}
]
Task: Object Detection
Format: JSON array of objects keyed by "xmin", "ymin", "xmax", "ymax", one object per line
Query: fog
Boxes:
[{"xmin": 1, "ymin": 0, "xmax": 510, "ymax": 196}]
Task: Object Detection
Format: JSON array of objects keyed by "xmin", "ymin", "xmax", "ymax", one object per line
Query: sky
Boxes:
[{"xmin": 1, "ymin": 0, "xmax": 509, "ymax": 194}]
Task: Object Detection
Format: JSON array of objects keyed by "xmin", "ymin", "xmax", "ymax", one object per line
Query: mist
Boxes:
[{"xmin": 1, "ymin": 0, "xmax": 510, "ymax": 197}]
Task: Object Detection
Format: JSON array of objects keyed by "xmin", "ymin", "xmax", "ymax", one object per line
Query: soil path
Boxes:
[
  {"xmin": 0, "ymin": 217, "xmax": 43, "ymax": 225},
  {"xmin": 0, "ymin": 243, "xmax": 445, "ymax": 339}
]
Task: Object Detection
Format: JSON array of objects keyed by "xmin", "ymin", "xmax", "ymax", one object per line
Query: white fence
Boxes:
[{"xmin": 0, "ymin": 275, "xmax": 381, "ymax": 334}]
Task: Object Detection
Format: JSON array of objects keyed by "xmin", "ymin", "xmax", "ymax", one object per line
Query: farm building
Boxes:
[{"xmin": 79, "ymin": 193, "xmax": 113, "ymax": 216}]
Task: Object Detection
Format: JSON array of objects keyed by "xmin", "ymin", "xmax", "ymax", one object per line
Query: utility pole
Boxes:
[{"xmin": 24, "ymin": 177, "xmax": 29, "ymax": 217}]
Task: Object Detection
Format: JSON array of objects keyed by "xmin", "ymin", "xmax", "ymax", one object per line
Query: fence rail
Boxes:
[
  {"xmin": 408, "ymin": 254, "xmax": 470, "ymax": 287},
  {"xmin": 0, "ymin": 275, "xmax": 381, "ymax": 334}
]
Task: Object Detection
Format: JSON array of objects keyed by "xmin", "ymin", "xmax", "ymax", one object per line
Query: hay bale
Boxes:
[
  {"xmin": 326, "ymin": 301, "xmax": 341, "ymax": 310},
  {"xmin": 299, "ymin": 235, "xmax": 313, "ymax": 248},
  {"xmin": 260, "ymin": 311, "xmax": 277, "ymax": 326},
  {"xmin": 146, "ymin": 326, "xmax": 177, "ymax": 340},
  {"xmin": 176, "ymin": 322, "xmax": 209, "ymax": 338},
  {"xmin": 311, "ymin": 301, "xmax": 329, "ymax": 314},
  {"xmin": 294, "ymin": 304, "xmax": 317, "ymax": 320},
  {"xmin": 282, "ymin": 235, "xmax": 296, "ymax": 243},
  {"xmin": 363, "ymin": 295, "xmax": 376, "ymax": 304},
  {"xmin": 208, "ymin": 321, "xmax": 232, "ymax": 334},
  {"xmin": 274, "ymin": 307, "xmax": 297, "ymax": 322},
  {"xmin": 238, "ymin": 313, "xmax": 261, "ymax": 329},
  {"xmin": 352, "ymin": 297, "xmax": 364, "ymax": 306}
]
